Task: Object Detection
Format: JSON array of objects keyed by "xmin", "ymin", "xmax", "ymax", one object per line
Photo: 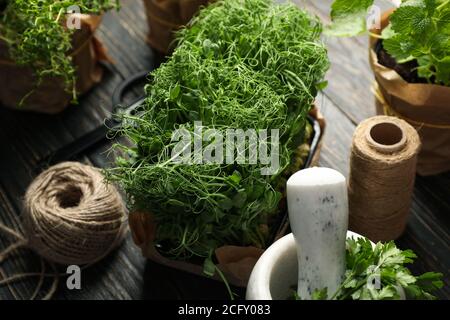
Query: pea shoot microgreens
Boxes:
[{"xmin": 108, "ymin": 0, "xmax": 329, "ymax": 271}]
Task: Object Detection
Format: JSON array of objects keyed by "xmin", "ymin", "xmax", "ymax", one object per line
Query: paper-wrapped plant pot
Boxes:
[
  {"xmin": 0, "ymin": 14, "xmax": 109, "ymax": 114},
  {"xmin": 370, "ymin": 11, "xmax": 450, "ymax": 176},
  {"xmin": 129, "ymin": 108, "xmax": 326, "ymax": 287},
  {"xmin": 142, "ymin": 0, "xmax": 211, "ymax": 54}
]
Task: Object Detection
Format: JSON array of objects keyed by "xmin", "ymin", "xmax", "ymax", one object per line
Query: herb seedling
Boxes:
[
  {"xmin": 0, "ymin": 0, "xmax": 119, "ymax": 104},
  {"xmin": 108, "ymin": 0, "xmax": 329, "ymax": 264}
]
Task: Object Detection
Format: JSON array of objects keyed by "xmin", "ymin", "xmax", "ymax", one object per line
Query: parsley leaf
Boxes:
[{"xmin": 311, "ymin": 288, "xmax": 328, "ymax": 300}]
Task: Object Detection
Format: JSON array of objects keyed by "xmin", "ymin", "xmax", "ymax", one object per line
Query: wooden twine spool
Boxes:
[
  {"xmin": 0, "ymin": 162, "xmax": 127, "ymax": 299},
  {"xmin": 348, "ymin": 116, "xmax": 421, "ymax": 242}
]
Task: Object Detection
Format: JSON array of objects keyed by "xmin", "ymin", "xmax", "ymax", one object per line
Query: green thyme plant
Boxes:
[
  {"xmin": 296, "ymin": 238, "xmax": 444, "ymax": 300},
  {"xmin": 327, "ymin": 0, "xmax": 450, "ymax": 86},
  {"xmin": 0, "ymin": 0, "xmax": 119, "ymax": 103},
  {"xmin": 108, "ymin": 0, "xmax": 329, "ymax": 266}
]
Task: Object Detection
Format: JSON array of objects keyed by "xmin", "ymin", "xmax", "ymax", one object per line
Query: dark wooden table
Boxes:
[{"xmin": 0, "ymin": 0, "xmax": 448, "ymax": 300}]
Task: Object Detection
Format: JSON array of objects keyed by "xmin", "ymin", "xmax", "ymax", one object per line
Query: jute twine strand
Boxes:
[
  {"xmin": 0, "ymin": 162, "xmax": 127, "ymax": 299},
  {"xmin": 0, "ymin": 221, "xmax": 59, "ymax": 300},
  {"xmin": 348, "ymin": 116, "xmax": 421, "ymax": 242}
]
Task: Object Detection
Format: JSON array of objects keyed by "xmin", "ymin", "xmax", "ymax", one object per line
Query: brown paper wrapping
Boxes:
[
  {"xmin": 369, "ymin": 11, "xmax": 450, "ymax": 176},
  {"xmin": 128, "ymin": 107, "xmax": 325, "ymax": 287},
  {"xmin": 143, "ymin": 0, "xmax": 211, "ymax": 54},
  {"xmin": 0, "ymin": 14, "xmax": 109, "ymax": 114}
]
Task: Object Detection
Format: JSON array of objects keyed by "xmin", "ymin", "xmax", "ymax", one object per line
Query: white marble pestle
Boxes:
[{"xmin": 287, "ymin": 167, "xmax": 349, "ymax": 299}]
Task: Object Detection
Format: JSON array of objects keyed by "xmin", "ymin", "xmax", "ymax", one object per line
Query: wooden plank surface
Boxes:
[{"xmin": 0, "ymin": 0, "xmax": 448, "ymax": 300}]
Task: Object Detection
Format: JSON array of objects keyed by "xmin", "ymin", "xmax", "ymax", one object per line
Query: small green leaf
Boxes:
[
  {"xmin": 435, "ymin": 56, "xmax": 450, "ymax": 84},
  {"xmin": 380, "ymin": 24, "xmax": 396, "ymax": 39},
  {"xmin": 404, "ymin": 284, "xmax": 422, "ymax": 299},
  {"xmin": 416, "ymin": 272, "xmax": 444, "ymax": 290},
  {"xmin": 395, "ymin": 270, "xmax": 417, "ymax": 287},
  {"xmin": 227, "ymin": 171, "xmax": 242, "ymax": 186},
  {"xmin": 351, "ymin": 289, "xmax": 362, "ymax": 300},
  {"xmin": 312, "ymin": 288, "xmax": 328, "ymax": 300},
  {"xmin": 203, "ymin": 258, "xmax": 216, "ymax": 277},
  {"xmin": 390, "ymin": 5, "xmax": 428, "ymax": 35},
  {"xmin": 377, "ymin": 286, "xmax": 397, "ymax": 299},
  {"xmin": 167, "ymin": 199, "xmax": 186, "ymax": 207},
  {"xmin": 292, "ymin": 290, "xmax": 301, "ymax": 300},
  {"xmin": 417, "ymin": 272, "xmax": 444, "ymax": 282},
  {"xmin": 325, "ymin": 0, "xmax": 375, "ymax": 36},
  {"xmin": 247, "ymin": 184, "xmax": 265, "ymax": 201},
  {"xmin": 169, "ymin": 84, "xmax": 181, "ymax": 101},
  {"xmin": 383, "ymin": 36, "xmax": 413, "ymax": 62},
  {"xmin": 218, "ymin": 197, "xmax": 233, "ymax": 210},
  {"xmin": 401, "ymin": 249, "xmax": 417, "ymax": 263},
  {"xmin": 344, "ymin": 278, "xmax": 357, "ymax": 288},
  {"xmin": 315, "ymin": 80, "xmax": 328, "ymax": 91},
  {"xmin": 232, "ymin": 190, "xmax": 247, "ymax": 208}
]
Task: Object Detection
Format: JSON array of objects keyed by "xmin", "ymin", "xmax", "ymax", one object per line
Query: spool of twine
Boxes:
[
  {"xmin": 348, "ymin": 116, "xmax": 421, "ymax": 242},
  {"xmin": 0, "ymin": 162, "xmax": 127, "ymax": 299}
]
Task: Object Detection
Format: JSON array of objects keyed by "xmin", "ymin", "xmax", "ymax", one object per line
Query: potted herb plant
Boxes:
[
  {"xmin": 0, "ymin": 0, "xmax": 119, "ymax": 114},
  {"xmin": 109, "ymin": 0, "xmax": 329, "ymax": 290},
  {"xmin": 142, "ymin": 0, "xmax": 212, "ymax": 54},
  {"xmin": 327, "ymin": 0, "xmax": 450, "ymax": 176}
]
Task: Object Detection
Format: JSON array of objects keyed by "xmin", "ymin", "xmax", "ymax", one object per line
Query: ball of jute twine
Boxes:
[
  {"xmin": 0, "ymin": 162, "xmax": 127, "ymax": 299},
  {"xmin": 348, "ymin": 116, "xmax": 421, "ymax": 242}
]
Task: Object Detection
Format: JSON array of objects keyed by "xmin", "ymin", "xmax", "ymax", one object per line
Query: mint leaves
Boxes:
[
  {"xmin": 327, "ymin": 0, "xmax": 450, "ymax": 86},
  {"xmin": 327, "ymin": 0, "xmax": 375, "ymax": 36},
  {"xmin": 309, "ymin": 238, "xmax": 444, "ymax": 300}
]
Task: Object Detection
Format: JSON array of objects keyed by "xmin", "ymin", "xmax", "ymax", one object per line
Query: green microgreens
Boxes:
[
  {"xmin": 108, "ymin": 0, "xmax": 329, "ymax": 260},
  {"xmin": 0, "ymin": 0, "xmax": 119, "ymax": 105}
]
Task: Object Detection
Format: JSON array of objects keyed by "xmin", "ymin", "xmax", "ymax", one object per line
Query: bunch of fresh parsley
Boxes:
[
  {"xmin": 303, "ymin": 238, "xmax": 444, "ymax": 300},
  {"xmin": 327, "ymin": 0, "xmax": 450, "ymax": 86}
]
